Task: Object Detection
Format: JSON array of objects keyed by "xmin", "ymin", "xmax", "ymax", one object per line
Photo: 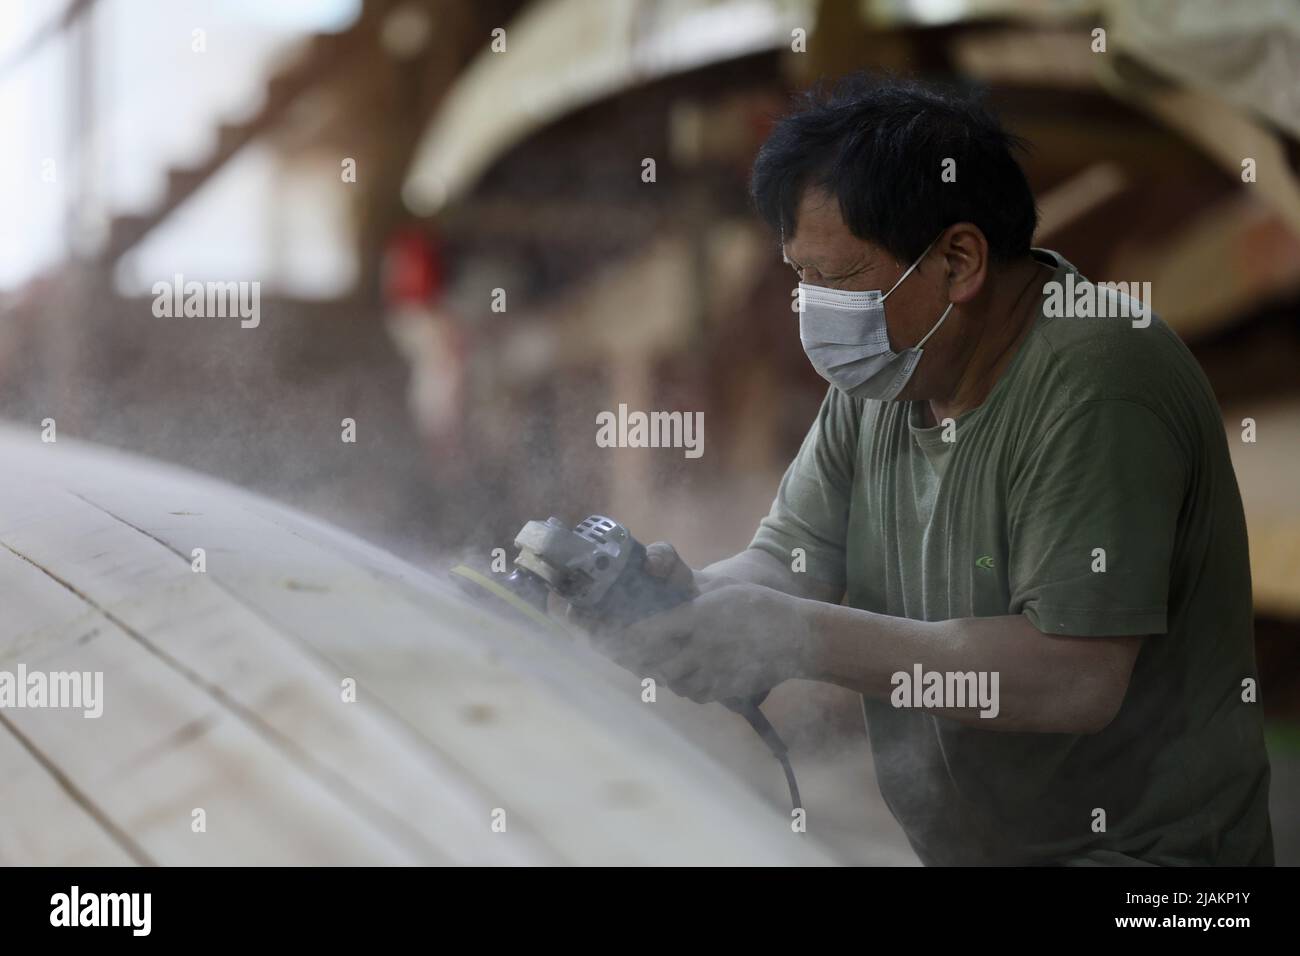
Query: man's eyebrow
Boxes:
[
  {"xmin": 788, "ymin": 258, "xmax": 845, "ymax": 276},
  {"xmin": 785, "ymin": 251, "xmax": 857, "ymax": 277}
]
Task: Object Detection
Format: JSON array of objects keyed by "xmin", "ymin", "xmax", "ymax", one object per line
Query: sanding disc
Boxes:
[{"xmin": 449, "ymin": 564, "xmax": 571, "ymax": 639}]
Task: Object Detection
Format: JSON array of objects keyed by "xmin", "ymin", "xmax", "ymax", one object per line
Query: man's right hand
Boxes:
[{"xmin": 566, "ymin": 541, "xmax": 712, "ymax": 638}]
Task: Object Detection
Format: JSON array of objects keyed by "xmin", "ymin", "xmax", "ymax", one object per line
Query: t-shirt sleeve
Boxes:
[
  {"xmin": 748, "ymin": 387, "xmax": 859, "ymax": 594},
  {"xmin": 1008, "ymin": 399, "xmax": 1187, "ymax": 636}
]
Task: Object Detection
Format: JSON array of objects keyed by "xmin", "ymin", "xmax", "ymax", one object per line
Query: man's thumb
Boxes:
[{"xmin": 643, "ymin": 541, "xmax": 697, "ymax": 595}]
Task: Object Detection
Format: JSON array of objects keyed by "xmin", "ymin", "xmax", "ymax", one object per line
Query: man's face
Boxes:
[{"xmin": 781, "ymin": 188, "xmax": 952, "ymax": 401}]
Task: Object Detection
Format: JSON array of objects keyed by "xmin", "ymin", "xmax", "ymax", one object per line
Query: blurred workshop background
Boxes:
[{"xmin": 1, "ymin": 0, "xmax": 1297, "ymax": 863}]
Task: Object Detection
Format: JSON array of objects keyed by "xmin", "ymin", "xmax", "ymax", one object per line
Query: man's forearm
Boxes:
[
  {"xmin": 703, "ymin": 547, "xmax": 842, "ymax": 603},
  {"xmin": 794, "ymin": 599, "xmax": 1133, "ymax": 734}
]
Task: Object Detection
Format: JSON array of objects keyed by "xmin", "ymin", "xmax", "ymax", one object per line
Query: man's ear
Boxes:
[{"xmin": 940, "ymin": 223, "xmax": 988, "ymax": 305}]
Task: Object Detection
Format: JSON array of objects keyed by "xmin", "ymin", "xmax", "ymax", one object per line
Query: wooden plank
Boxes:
[
  {"xmin": 0, "ymin": 484, "xmax": 546, "ymax": 865},
  {"xmin": 110, "ymin": 502, "xmax": 815, "ymax": 864},
  {"xmin": 0, "ymin": 543, "xmax": 422, "ymax": 865},
  {"xmin": 0, "ymin": 431, "xmax": 837, "ymax": 864},
  {"xmin": 66, "ymin": 472, "xmax": 817, "ymax": 865},
  {"xmin": 0, "ymin": 716, "xmax": 137, "ymax": 866}
]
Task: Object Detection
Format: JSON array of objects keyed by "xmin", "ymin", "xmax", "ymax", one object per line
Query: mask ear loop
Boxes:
[
  {"xmin": 916, "ymin": 302, "xmax": 954, "ymax": 349},
  {"xmin": 883, "ymin": 232, "xmax": 953, "ymax": 349},
  {"xmin": 882, "ymin": 233, "xmax": 943, "ymax": 301}
]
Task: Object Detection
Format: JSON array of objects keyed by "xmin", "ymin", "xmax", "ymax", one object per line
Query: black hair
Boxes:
[{"xmin": 750, "ymin": 72, "xmax": 1038, "ymax": 262}]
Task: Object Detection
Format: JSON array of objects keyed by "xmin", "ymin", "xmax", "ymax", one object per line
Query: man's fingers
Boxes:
[
  {"xmin": 642, "ymin": 541, "xmax": 677, "ymax": 577},
  {"xmin": 623, "ymin": 604, "xmax": 693, "ymax": 655},
  {"xmin": 643, "ymin": 542, "xmax": 699, "ymax": 597},
  {"xmin": 643, "ymin": 647, "xmax": 710, "ymax": 703},
  {"xmin": 656, "ymin": 648, "xmax": 698, "ymax": 686},
  {"xmin": 662, "ymin": 662, "xmax": 717, "ymax": 704},
  {"xmin": 580, "ymin": 596, "xmax": 698, "ymax": 684}
]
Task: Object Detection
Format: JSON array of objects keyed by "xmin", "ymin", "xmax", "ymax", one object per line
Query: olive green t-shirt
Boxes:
[{"xmin": 751, "ymin": 248, "xmax": 1273, "ymax": 866}]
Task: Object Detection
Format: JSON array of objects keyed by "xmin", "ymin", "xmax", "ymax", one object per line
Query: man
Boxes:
[{"xmin": 593, "ymin": 75, "xmax": 1273, "ymax": 865}]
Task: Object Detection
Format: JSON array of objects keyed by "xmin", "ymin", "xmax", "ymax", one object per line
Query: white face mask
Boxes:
[{"xmin": 797, "ymin": 235, "xmax": 953, "ymax": 401}]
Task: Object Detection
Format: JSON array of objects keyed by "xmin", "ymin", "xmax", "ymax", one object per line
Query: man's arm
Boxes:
[
  {"xmin": 618, "ymin": 398, "xmax": 1174, "ymax": 734},
  {"xmin": 798, "ymin": 600, "xmax": 1144, "ymax": 734},
  {"xmin": 701, "ymin": 547, "xmax": 843, "ymax": 603},
  {"xmin": 618, "ymin": 579, "xmax": 1143, "ymax": 736}
]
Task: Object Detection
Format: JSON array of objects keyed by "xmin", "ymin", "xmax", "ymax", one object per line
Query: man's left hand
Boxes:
[{"xmin": 594, "ymin": 582, "xmax": 810, "ymax": 704}]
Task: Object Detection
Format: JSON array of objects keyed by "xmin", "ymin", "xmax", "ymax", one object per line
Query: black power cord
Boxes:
[{"xmin": 727, "ymin": 700, "xmax": 801, "ymax": 812}]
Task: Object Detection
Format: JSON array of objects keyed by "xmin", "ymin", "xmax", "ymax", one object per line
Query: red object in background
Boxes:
[
  {"xmin": 383, "ymin": 227, "xmax": 444, "ymax": 307},
  {"xmin": 381, "ymin": 226, "xmax": 471, "ymax": 473}
]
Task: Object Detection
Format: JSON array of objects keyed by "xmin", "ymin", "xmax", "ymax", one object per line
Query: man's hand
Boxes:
[
  {"xmin": 566, "ymin": 541, "xmax": 737, "ymax": 635},
  {"xmin": 640, "ymin": 540, "xmax": 743, "ymax": 597},
  {"xmin": 584, "ymin": 541, "xmax": 811, "ymax": 704}
]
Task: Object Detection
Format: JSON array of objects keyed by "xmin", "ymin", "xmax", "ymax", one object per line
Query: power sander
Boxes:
[{"xmin": 450, "ymin": 515, "xmax": 801, "ymax": 811}]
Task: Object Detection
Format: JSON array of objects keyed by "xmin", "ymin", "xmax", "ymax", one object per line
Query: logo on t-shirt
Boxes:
[{"xmin": 975, "ymin": 555, "xmax": 995, "ymax": 570}]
